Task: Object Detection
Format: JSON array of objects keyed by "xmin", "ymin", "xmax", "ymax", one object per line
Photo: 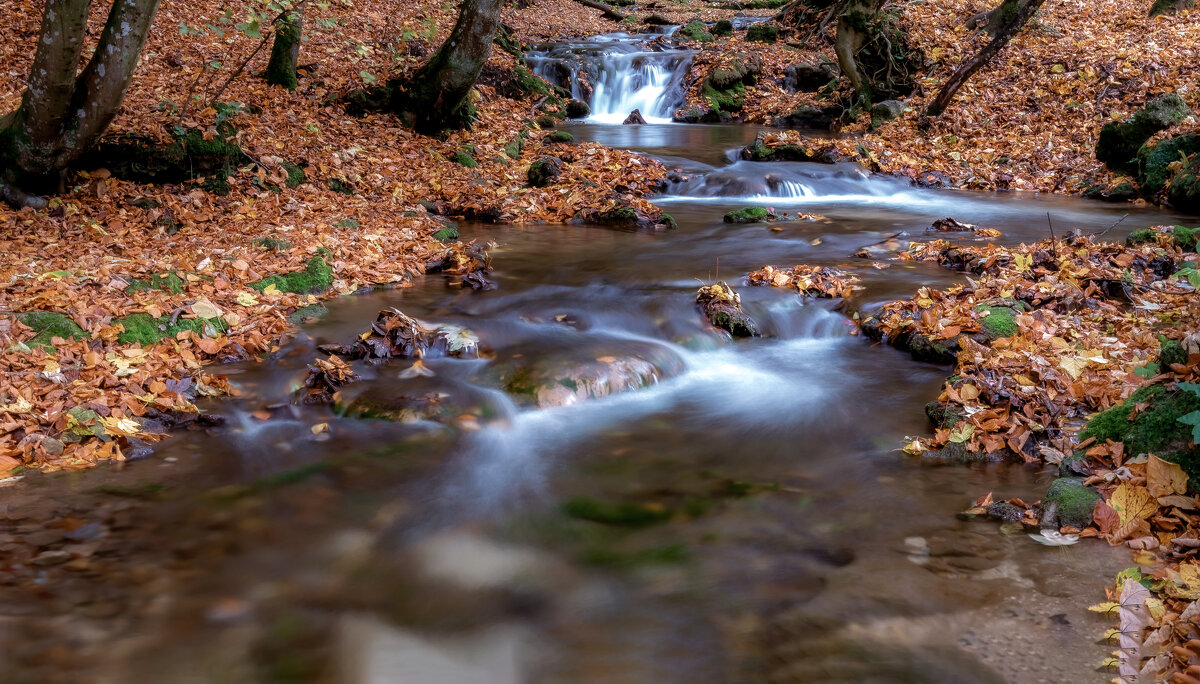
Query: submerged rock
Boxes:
[{"xmin": 490, "ymin": 339, "xmax": 685, "ymax": 408}]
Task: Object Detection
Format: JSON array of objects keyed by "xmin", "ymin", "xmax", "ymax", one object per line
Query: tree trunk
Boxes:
[
  {"xmin": 393, "ymin": 0, "xmax": 504, "ymax": 135},
  {"xmin": 923, "ymin": 0, "xmax": 1046, "ymax": 119},
  {"xmin": 0, "ymin": 0, "xmax": 161, "ymax": 206},
  {"xmin": 567, "ymin": 0, "xmax": 629, "ymax": 21},
  {"xmin": 834, "ymin": 0, "xmax": 886, "ymax": 101},
  {"xmin": 266, "ymin": 10, "xmax": 303, "ymax": 90}
]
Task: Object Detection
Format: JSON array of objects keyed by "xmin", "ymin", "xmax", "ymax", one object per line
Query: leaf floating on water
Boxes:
[
  {"xmin": 1028, "ymin": 529, "xmax": 1079, "ymax": 546},
  {"xmin": 398, "ymin": 360, "xmax": 435, "ymax": 379}
]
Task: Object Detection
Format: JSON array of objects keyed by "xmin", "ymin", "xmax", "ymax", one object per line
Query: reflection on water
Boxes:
[{"xmin": 2, "ymin": 116, "xmax": 1180, "ymax": 682}]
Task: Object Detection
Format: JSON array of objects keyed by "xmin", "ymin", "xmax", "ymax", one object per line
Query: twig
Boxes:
[
  {"xmin": 1090, "ymin": 213, "xmax": 1129, "ymax": 238},
  {"xmin": 1046, "ymin": 212, "xmax": 1055, "ymax": 240}
]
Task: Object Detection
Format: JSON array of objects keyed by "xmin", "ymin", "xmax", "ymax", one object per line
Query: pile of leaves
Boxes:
[{"xmin": 748, "ymin": 264, "xmax": 862, "ymax": 298}]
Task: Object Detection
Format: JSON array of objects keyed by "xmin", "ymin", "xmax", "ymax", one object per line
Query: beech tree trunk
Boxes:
[
  {"xmin": 923, "ymin": 0, "xmax": 1046, "ymax": 118},
  {"xmin": 265, "ymin": 10, "xmax": 303, "ymax": 90},
  {"xmin": 0, "ymin": 0, "xmax": 160, "ymax": 207},
  {"xmin": 834, "ymin": 0, "xmax": 886, "ymax": 101},
  {"xmin": 393, "ymin": 0, "xmax": 504, "ymax": 135}
]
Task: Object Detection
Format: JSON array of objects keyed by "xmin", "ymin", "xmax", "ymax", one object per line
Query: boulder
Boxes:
[
  {"xmin": 870, "ymin": 100, "xmax": 905, "ymax": 130},
  {"xmin": 776, "ymin": 104, "xmax": 843, "ymax": 131},
  {"xmin": 712, "ymin": 19, "xmax": 734, "ymax": 36},
  {"xmin": 1040, "ymin": 478, "xmax": 1101, "ymax": 529},
  {"xmin": 564, "ymin": 99, "xmax": 591, "ymax": 119},
  {"xmin": 622, "ymin": 109, "xmax": 647, "ymax": 125},
  {"xmin": 1096, "ymin": 93, "xmax": 1192, "ymax": 172},
  {"xmin": 527, "ymin": 156, "xmax": 563, "ymax": 188},
  {"xmin": 1136, "ymin": 134, "xmax": 1200, "ymax": 196},
  {"xmin": 696, "ymin": 282, "xmax": 760, "ymax": 337},
  {"xmin": 746, "ymin": 23, "xmax": 778, "ymax": 43},
  {"xmin": 1082, "ymin": 182, "xmax": 1139, "ymax": 202},
  {"xmin": 678, "ymin": 19, "xmax": 715, "ymax": 42},
  {"xmin": 1168, "ymin": 153, "xmax": 1200, "ymax": 214},
  {"xmin": 741, "ymin": 132, "xmax": 841, "ymax": 163},
  {"xmin": 783, "ymin": 62, "xmax": 838, "ymax": 92}
]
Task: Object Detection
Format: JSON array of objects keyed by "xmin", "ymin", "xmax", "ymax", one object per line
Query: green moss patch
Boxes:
[
  {"xmin": 547, "ymin": 131, "xmax": 575, "ymax": 144},
  {"xmin": 254, "ymin": 236, "xmax": 294, "ymax": 251},
  {"xmin": 1042, "ymin": 477, "xmax": 1102, "ymax": 528},
  {"xmin": 975, "ymin": 305, "xmax": 1018, "ymax": 340},
  {"xmin": 563, "ymin": 497, "xmax": 673, "ymax": 527},
  {"xmin": 127, "ymin": 271, "xmax": 186, "ymax": 294},
  {"xmin": 281, "ymin": 162, "xmax": 306, "ymax": 189},
  {"xmin": 723, "ymin": 207, "xmax": 772, "ymax": 223},
  {"xmin": 250, "ymin": 255, "xmax": 334, "ymax": 294},
  {"xmin": 16, "ymin": 312, "xmax": 89, "ymax": 352},
  {"xmin": 1079, "ymin": 384, "xmax": 1200, "ymax": 479},
  {"xmin": 116, "ymin": 313, "xmax": 228, "ymax": 347},
  {"xmin": 746, "ymin": 23, "xmax": 779, "ymax": 43},
  {"xmin": 287, "ymin": 303, "xmax": 330, "ymax": 325},
  {"xmin": 453, "ymin": 149, "xmax": 478, "ymax": 168}
]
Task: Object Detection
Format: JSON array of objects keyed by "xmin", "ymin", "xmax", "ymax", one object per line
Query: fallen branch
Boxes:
[
  {"xmin": 0, "ymin": 179, "xmax": 49, "ymax": 210},
  {"xmin": 568, "ymin": 0, "xmax": 629, "ymax": 21},
  {"xmin": 922, "ymin": 0, "xmax": 1048, "ymax": 119}
]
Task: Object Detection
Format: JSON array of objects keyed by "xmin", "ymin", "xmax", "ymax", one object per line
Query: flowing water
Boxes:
[{"xmin": 3, "ymin": 29, "xmax": 1195, "ymax": 684}]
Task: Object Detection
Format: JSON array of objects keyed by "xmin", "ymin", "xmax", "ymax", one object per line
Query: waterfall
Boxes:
[{"xmin": 526, "ymin": 32, "xmax": 694, "ymax": 124}]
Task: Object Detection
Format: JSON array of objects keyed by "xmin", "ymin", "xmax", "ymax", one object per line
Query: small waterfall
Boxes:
[{"xmin": 526, "ymin": 32, "xmax": 694, "ymax": 124}]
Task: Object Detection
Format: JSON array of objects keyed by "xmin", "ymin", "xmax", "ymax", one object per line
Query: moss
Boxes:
[
  {"xmin": 1042, "ymin": 478, "xmax": 1101, "ymax": 528},
  {"xmin": 659, "ymin": 213, "xmax": 678, "ymax": 230},
  {"xmin": 334, "ymin": 218, "xmax": 359, "ymax": 228},
  {"xmin": 565, "ymin": 100, "xmax": 591, "ymax": 119},
  {"xmin": 116, "ymin": 313, "xmax": 228, "ymax": 347},
  {"xmin": 976, "ymin": 306, "xmax": 1018, "ymax": 340},
  {"xmin": 712, "ymin": 19, "xmax": 734, "ymax": 36},
  {"xmin": 452, "ymin": 149, "xmax": 478, "ymax": 168},
  {"xmin": 432, "ymin": 223, "xmax": 460, "ymax": 242},
  {"xmin": 535, "ymin": 115, "xmax": 557, "ymax": 129},
  {"xmin": 528, "ymin": 158, "xmax": 562, "ymax": 188},
  {"xmin": 598, "ymin": 207, "xmax": 638, "ymax": 224},
  {"xmin": 906, "ymin": 333, "xmax": 959, "ymax": 365},
  {"xmin": 547, "ymin": 131, "xmax": 575, "ymax": 144},
  {"xmin": 746, "ymin": 23, "xmax": 779, "ymax": 43},
  {"xmin": 1161, "ymin": 338, "xmax": 1187, "ymax": 368},
  {"xmin": 253, "ymin": 236, "xmax": 293, "ymax": 251},
  {"xmin": 503, "ymin": 140, "xmax": 522, "ymax": 160},
  {"xmin": 281, "ymin": 161, "xmax": 306, "ymax": 188},
  {"xmin": 563, "ymin": 497, "xmax": 673, "ymax": 527},
  {"xmin": 1136, "ymin": 135, "xmax": 1200, "ymax": 196},
  {"xmin": 513, "ymin": 66, "xmax": 551, "ymax": 96},
  {"xmin": 16, "ymin": 312, "xmax": 88, "ymax": 352},
  {"xmin": 250, "ymin": 256, "xmax": 334, "ymax": 294},
  {"xmin": 327, "ymin": 178, "xmax": 355, "ymax": 195},
  {"xmin": 1097, "ymin": 94, "xmax": 1193, "ymax": 172},
  {"xmin": 286, "ymin": 303, "xmax": 329, "ymax": 325},
  {"xmin": 1173, "ymin": 225, "xmax": 1198, "ymax": 251},
  {"xmin": 679, "ymin": 20, "xmax": 715, "ymax": 42},
  {"xmin": 702, "ymin": 80, "xmax": 746, "ymax": 112},
  {"xmin": 1079, "ymin": 384, "xmax": 1200, "ymax": 478},
  {"xmin": 265, "ymin": 11, "xmax": 302, "ymax": 90},
  {"xmin": 127, "ymin": 271, "xmax": 186, "ymax": 295},
  {"xmin": 925, "ymin": 400, "xmax": 964, "ymax": 429},
  {"xmin": 1126, "ymin": 228, "xmax": 1158, "ymax": 246},
  {"xmin": 723, "ymin": 207, "xmax": 771, "ymax": 223}
]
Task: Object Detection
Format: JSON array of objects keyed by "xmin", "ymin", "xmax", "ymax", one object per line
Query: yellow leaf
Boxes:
[
  {"xmin": 1088, "ymin": 602, "xmax": 1119, "ymax": 615},
  {"xmin": 190, "ymin": 296, "xmax": 222, "ymax": 320},
  {"xmin": 1014, "ymin": 253, "xmax": 1032, "ymax": 272},
  {"xmin": 959, "ymin": 384, "xmax": 980, "ymax": 401},
  {"xmin": 901, "ymin": 440, "xmax": 927, "ymax": 455},
  {"xmin": 1147, "ymin": 454, "xmax": 1188, "ymax": 497},
  {"xmin": 948, "ymin": 423, "xmax": 975, "ymax": 443},
  {"xmin": 1167, "ymin": 564, "xmax": 1200, "ymax": 599},
  {"xmin": 1059, "ymin": 356, "xmax": 1088, "ymax": 379},
  {"xmin": 263, "ymin": 283, "xmax": 281, "ymax": 296},
  {"xmin": 1110, "ymin": 484, "xmax": 1156, "ymax": 525},
  {"xmin": 0, "ymin": 396, "xmax": 33, "ymax": 414},
  {"xmin": 236, "ymin": 291, "xmax": 259, "ymax": 307},
  {"xmin": 99, "ymin": 415, "xmax": 141, "ymax": 437}
]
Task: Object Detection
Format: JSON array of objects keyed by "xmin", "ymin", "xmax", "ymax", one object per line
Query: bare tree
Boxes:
[{"xmin": 0, "ymin": 0, "xmax": 161, "ymax": 208}]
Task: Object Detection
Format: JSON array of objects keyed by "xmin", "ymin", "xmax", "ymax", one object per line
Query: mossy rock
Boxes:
[
  {"xmin": 254, "ymin": 236, "xmax": 294, "ymax": 251},
  {"xmin": 513, "ymin": 65, "xmax": 552, "ymax": 96},
  {"xmin": 286, "ymin": 303, "xmax": 329, "ymax": 325},
  {"xmin": 713, "ymin": 19, "xmax": 734, "ymax": 36},
  {"xmin": 535, "ymin": 115, "xmax": 557, "ymax": 129},
  {"xmin": 1041, "ymin": 478, "xmax": 1101, "ymax": 528},
  {"xmin": 547, "ymin": 131, "xmax": 575, "ymax": 144},
  {"xmin": 281, "ymin": 161, "xmax": 306, "ymax": 189},
  {"xmin": 432, "ymin": 221, "xmax": 460, "ymax": 242},
  {"xmin": 250, "ymin": 256, "xmax": 334, "ymax": 294},
  {"xmin": 327, "ymin": 178, "xmax": 355, "ymax": 195},
  {"xmin": 116, "ymin": 313, "xmax": 227, "ymax": 347},
  {"xmin": 82, "ymin": 126, "xmax": 245, "ymax": 191},
  {"xmin": 906, "ymin": 333, "xmax": 959, "ymax": 365},
  {"xmin": 642, "ymin": 13, "xmax": 672, "ymax": 25},
  {"xmin": 723, "ymin": 207, "xmax": 771, "ymax": 223},
  {"xmin": 925, "ymin": 400, "xmax": 964, "ymax": 429},
  {"xmin": 563, "ymin": 497, "xmax": 673, "ymax": 527},
  {"xmin": 745, "ymin": 23, "xmax": 779, "ymax": 43},
  {"xmin": 1160, "ymin": 337, "xmax": 1188, "ymax": 368},
  {"xmin": 975, "ymin": 305, "xmax": 1018, "ymax": 340},
  {"xmin": 1126, "ymin": 228, "xmax": 1158, "ymax": 246},
  {"xmin": 702, "ymin": 80, "xmax": 746, "ymax": 113},
  {"xmin": 452, "ymin": 149, "xmax": 478, "ymax": 168},
  {"xmin": 1079, "ymin": 384, "xmax": 1200, "ymax": 479},
  {"xmin": 1169, "ymin": 155, "xmax": 1200, "ymax": 214},
  {"xmin": 659, "ymin": 213, "xmax": 678, "ymax": 230},
  {"xmin": 127, "ymin": 271, "xmax": 186, "ymax": 294},
  {"xmin": 1096, "ymin": 93, "xmax": 1193, "ymax": 172},
  {"xmin": 1172, "ymin": 225, "xmax": 1198, "ymax": 250},
  {"xmin": 1136, "ymin": 135, "xmax": 1200, "ymax": 196},
  {"xmin": 16, "ymin": 312, "xmax": 89, "ymax": 352},
  {"xmin": 528, "ymin": 156, "xmax": 563, "ymax": 188},
  {"xmin": 1085, "ymin": 182, "xmax": 1139, "ymax": 202},
  {"xmin": 678, "ymin": 20, "xmax": 715, "ymax": 42},
  {"xmin": 565, "ymin": 100, "xmax": 591, "ymax": 119}
]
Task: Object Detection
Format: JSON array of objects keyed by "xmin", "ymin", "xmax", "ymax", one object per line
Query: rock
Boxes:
[
  {"xmin": 1150, "ymin": 0, "xmax": 1195, "ymax": 17},
  {"xmin": 905, "ymin": 332, "xmax": 959, "ymax": 365},
  {"xmin": 746, "ymin": 23, "xmax": 779, "ymax": 43},
  {"xmin": 678, "ymin": 19, "xmax": 715, "ymax": 42},
  {"xmin": 984, "ymin": 502, "xmax": 1024, "ymax": 523},
  {"xmin": 32, "ymin": 550, "xmax": 72, "ymax": 567},
  {"xmin": 784, "ymin": 62, "xmax": 838, "ymax": 92},
  {"xmin": 546, "ymin": 131, "xmax": 575, "ymax": 144},
  {"xmin": 1083, "ymin": 182, "xmax": 1139, "ymax": 202},
  {"xmin": 642, "ymin": 13, "xmax": 672, "ymax": 25},
  {"xmin": 1168, "ymin": 153, "xmax": 1200, "ymax": 214},
  {"xmin": 491, "ymin": 339, "xmax": 685, "ymax": 408},
  {"xmin": 1136, "ymin": 134, "xmax": 1200, "ymax": 196},
  {"xmin": 673, "ymin": 107, "xmax": 706, "ymax": 123},
  {"xmin": 776, "ymin": 104, "xmax": 843, "ymax": 131},
  {"xmin": 712, "ymin": 19, "xmax": 734, "ymax": 36},
  {"xmin": 925, "ymin": 401, "xmax": 964, "ymax": 429},
  {"xmin": 622, "ymin": 109, "xmax": 647, "ymax": 125},
  {"xmin": 1040, "ymin": 478, "xmax": 1101, "ymax": 529},
  {"xmin": 344, "ymin": 378, "xmax": 507, "ymax": 426},
  {"xmin": 870, "ymin": 100, "xmax": 905, "ymax": 129},
  {"xmin": 527, "ymin": 156, "xmax": 563, "ymax": 188},
  {"xmin": 701, "ymin": 54, "xmax": 762, "ymax": 114},
  {"xmin": 696, "ymin": 282, "xmax": 760, "ymax": 337},
  {"xmin": 318, "ymin": 309, "xmax": 480, "ymax": 362},
  {"xmin": 723, "ymin": 207, "xmax": 773, "ymax": 223},
  {"xmin": 1096, "ymin": 93, "xmax": 1192, "ymax": 172},
  {"xmin": 535, "ymin": 115, "xmax": 557, "ymax": 129},
  {"xmin": 564, "ymin": 100, "xmax": 591, "ymax": 119},
  {"xmin": 741, "ymin": 132, "xmax": 841, "ymax": 163}
]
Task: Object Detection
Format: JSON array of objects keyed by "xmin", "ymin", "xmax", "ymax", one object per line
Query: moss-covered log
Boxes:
[{"xmin": 265, "ymin": 10, "xmax": 302, "ymax": 90}]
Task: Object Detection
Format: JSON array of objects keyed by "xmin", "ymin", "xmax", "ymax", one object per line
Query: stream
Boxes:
[{"xmin": 2, "ymin": 28, "xmax": 1194, "ymax": 684}]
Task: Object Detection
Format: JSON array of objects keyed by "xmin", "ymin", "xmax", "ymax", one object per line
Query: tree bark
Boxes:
[
  {"xmin": 266, "ymin": 10, "xmax": 303, "ymax": 90},
  {"xmin": 393, "ymin": 0, "xmax": 504, "ymax": 135},
  {"xmin": 923, "ymin": 0, "xmax": 1046, "ymax": 119},
  {"xmin": 1, "ymin": 0, "xmax": 161, "ymax": 204},
  {"xmin": 834, "ymin": 0, "xmax": 886, "ymax": 100}
]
